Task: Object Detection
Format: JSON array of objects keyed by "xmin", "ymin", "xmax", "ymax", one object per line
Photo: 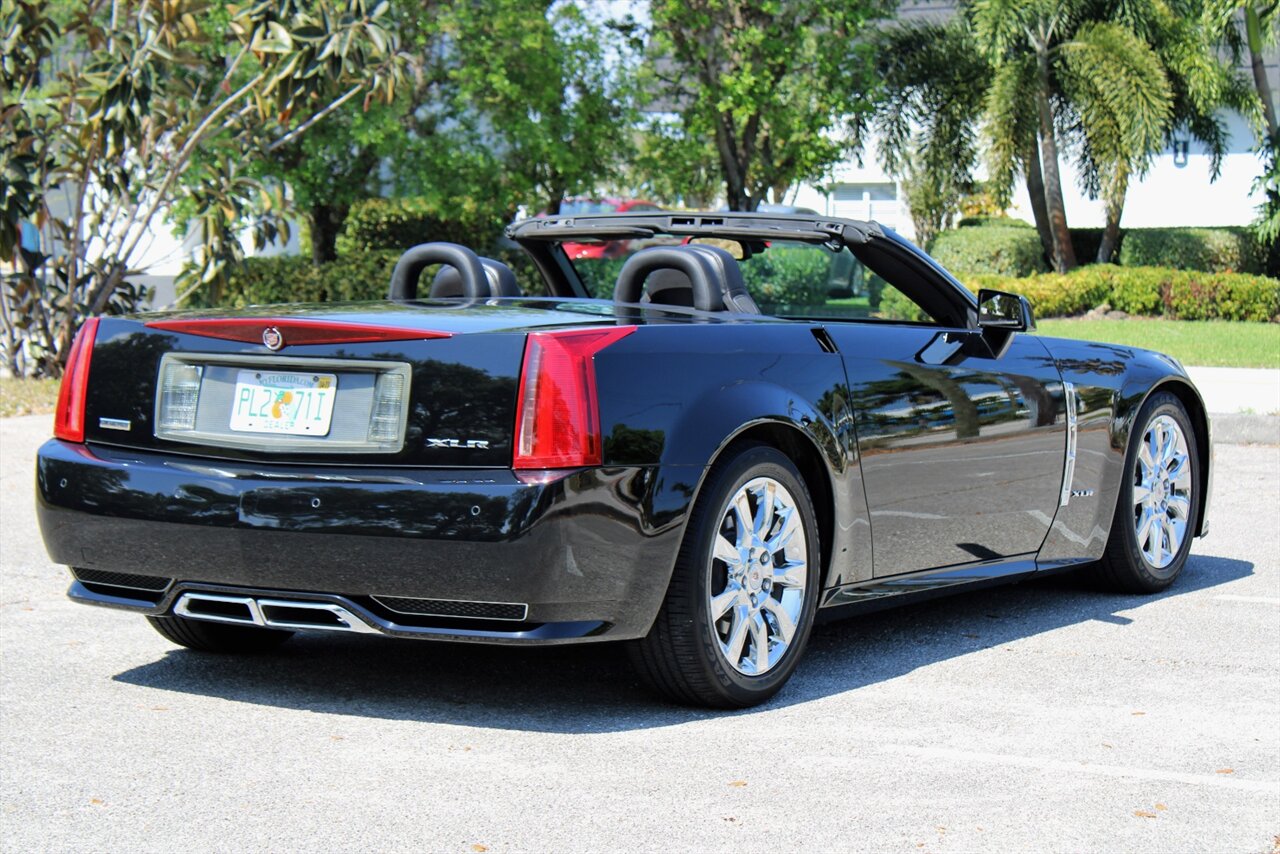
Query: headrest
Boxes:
[{"xmin": 430, "ymin": 257, "xmax": 521, "ymax": 298}]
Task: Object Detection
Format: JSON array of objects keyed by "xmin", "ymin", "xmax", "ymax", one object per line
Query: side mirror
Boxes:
[{"xmin": 978, "ymin": 289, "xmax": 1036, "ymax": 332}]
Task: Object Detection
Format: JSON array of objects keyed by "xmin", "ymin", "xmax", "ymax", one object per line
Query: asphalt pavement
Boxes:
[{"xmin": 1, "ymin": 413, "xmax": 1277, "ymax": 853}]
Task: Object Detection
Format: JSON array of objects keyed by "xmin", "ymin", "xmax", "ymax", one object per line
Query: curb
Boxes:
[{"xmin": 1211, "ymin": 413, "xmax": 1280, "ymax": 446}]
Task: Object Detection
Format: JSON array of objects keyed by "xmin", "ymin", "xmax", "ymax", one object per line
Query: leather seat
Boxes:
[
  {"xmin": 613, "ymin": 245, "xmax": 760, "ymax": 314},
  {"xmin": 429, "ymin": 257, "xmax": 521, "ymax": 298}
]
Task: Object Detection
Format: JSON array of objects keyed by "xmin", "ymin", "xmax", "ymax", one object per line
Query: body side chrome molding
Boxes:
[{"xmin": 1059, "ymin": 381, "xmax": 1078, "ymax": 507}]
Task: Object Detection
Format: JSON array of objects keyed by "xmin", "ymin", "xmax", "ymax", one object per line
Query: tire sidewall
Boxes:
[{"xmin": 683, "ymin": 444, "xmax": 821, "ymax": 705}]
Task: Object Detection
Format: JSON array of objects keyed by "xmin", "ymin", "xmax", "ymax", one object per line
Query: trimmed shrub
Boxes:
[
  {"xmin": 956, "ymin": 216, "xmax": 1035, "ymax": 229},
  {"xmin": 1118, "ymin": 227, "xmax": 1261, "ymax": 274},
  {"xmin": 1165, "ymin": 270, "xmax": 1279, "ymax": 321},
  {"xmin": 968, "ymin": 265, "xmax": 1279, "ymax": 322},
  {"xmin": 188, "ymin": 251, "xmax": 401, "ymax": 308},
  {"xmin": 930, "ymin": 226, "xmax": 1049, "ymax": 277},
  {"xmin": 336, "ymin": 197, "xmax": 508, "ymax": 256},
  {"xmin": 741, "ymin": 246, "xmax": 831, "ymax": 305}
]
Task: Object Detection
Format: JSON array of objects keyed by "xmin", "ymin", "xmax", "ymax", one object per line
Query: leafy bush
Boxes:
[
  {"xmin": 336, "ymin": 197, "xmax": 508, "ymax": 256},
  {"xmin": 970, "ymin": 265, "xmax": 1279, "ymax": 322},
  {"xmin": 956, "ymin": 216, "xmax": 1034, "ymax": 229},
  {"xmin": 573, "ymin": 257, "xmax": 628, "ymax": 300},
  {"xmin": 1165, "ymin": 270, "xmax": 1279, "ymax": 321},
  {"xmin": 930, "ymin": 226, "xmax": 1049, "ymax": 277},
  {"xmin": 1118, "ymin": 227, "xmax": 1261, "ymax": 274},
  {"xmin": 189, "ymin": 252, "xmax": 401, "ymax": 308},
  {"xmin": 741, "ymin": 247, "xmax": 831, "ymax": 305}
]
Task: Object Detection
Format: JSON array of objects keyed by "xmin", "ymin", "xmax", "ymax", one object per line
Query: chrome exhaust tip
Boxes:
[{"xmin": 174, "ymin": 592, "xmax": 379, "ymax": 634}]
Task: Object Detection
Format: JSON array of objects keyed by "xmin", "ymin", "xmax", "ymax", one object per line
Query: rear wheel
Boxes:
[
  {"xmin": 629, "ymin": 443, "xmax": 821, "ymax": 708},
  {"xmin": 1093, "ymin": 392, "xmax": 1201, "ymax": 593},
  {"xmin": 146, "ymin": 615, "xmax": 293, "ymax": 653}
]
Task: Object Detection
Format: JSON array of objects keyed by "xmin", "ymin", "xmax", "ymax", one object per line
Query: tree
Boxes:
[
  {"xmin": 436, "ymin": 0, "xmax": 637, "ymax": 215},
  {"xmin": 861, "ymin": 20, "xmax": 992, "ymax": 249},
  {"xmin": 644, "ymin": 0, "xmax": 889, "ymax": 212},
  {"xmin": 1210, "ymin": 1, "xmax": 1280, "ymax": 274},
  {"xmin": 0, "ymin": 0, "xmax": 403, "ymax": 378}
]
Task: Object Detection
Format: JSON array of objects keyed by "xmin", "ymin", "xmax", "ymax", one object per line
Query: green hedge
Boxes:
[
  {"xmin": 971, "ymin": 265, "xmax": 1279, "ymax": 322},
  {"xmin": 188, "ymin": 252, "xmax": 401, "ymax": 308},
  {"xmin": 336, "ymin": 197, "xmax": 508, "ymax": 256},
  {"xmin": 739, "ymin": 247, "xmax": 831, "ymax": 305},
  {"xmin": 1118, "ymin": 227, "xmax": 1261, "ymax": 274},
  {"xmin": 930, "ymin": 226, "xmax": 1049, "ymax": 277},
  {"xmin": 575, "ymin": 246, "xmax": 831, "ymax": 306},
  {"xmin": 937, "ymin": 222, "xmax": 1260, "ymax": 275},
  {"xmin": 191, "ymin": 247, "xmax": 550, "ymax": 307}
]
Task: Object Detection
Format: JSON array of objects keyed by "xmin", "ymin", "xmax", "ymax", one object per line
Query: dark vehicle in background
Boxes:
[{"xmin": 37, "ymin": 212, "xmax": 1210, "ymax": 708}]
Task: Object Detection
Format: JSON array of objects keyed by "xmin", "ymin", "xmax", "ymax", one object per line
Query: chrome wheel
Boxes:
[
  {"xmin": 1132, "ymin": 414, "xmax": 1192, "ymax": 570},
  {"xmin": 707, "ymin": 476, "xmax": 808, "ymax": 676}
]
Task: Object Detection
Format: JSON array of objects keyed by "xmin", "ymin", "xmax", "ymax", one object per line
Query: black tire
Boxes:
[
  {"xmin": 629, "ymin": 442, "xmax": 821, "ymax": 708},
  {"xmin": 146, "ymin": 615, "xmax": 293, "ymax": 653},
  {"xmin": 1093, "ymin": 391, "xmax": 1201, "ymax": 593}
]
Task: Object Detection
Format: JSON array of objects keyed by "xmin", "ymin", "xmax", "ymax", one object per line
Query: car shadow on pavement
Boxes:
[{"xmin": 113, "ymin": 553, "xmax": 1252, "ymax": 731}]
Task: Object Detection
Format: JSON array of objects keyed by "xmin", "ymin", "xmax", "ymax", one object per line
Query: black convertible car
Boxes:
[{"xmin": 36, "ymin": 212, "xmax": 1210, "ymax": 707}]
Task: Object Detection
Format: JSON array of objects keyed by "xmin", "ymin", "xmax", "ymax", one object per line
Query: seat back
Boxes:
[
  {"xmin": 429, "ymin": 257, "xmax": 521, "ymax": 298},
  {"xmin": 612, "ymin": 245, "xmax": 760, "ymax": 314}
]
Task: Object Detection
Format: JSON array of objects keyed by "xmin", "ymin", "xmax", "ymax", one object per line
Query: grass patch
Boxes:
[
  {"xmin": 0, "ymin": 378, "xmax": 60, "ymax": 418},
  {"xmin": 1035, "ymin": 318, "xmax": 1280, "ymax": 368}
]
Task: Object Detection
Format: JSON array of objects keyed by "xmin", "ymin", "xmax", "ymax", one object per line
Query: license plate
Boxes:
[{"xmin": 229, "ymin": 370, "xmax": 337, "ymax": 436}]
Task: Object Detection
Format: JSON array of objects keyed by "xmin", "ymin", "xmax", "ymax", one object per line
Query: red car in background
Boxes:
[{"xmin": 556, "ymin": 198, "xmax": 664, "ymax": 259}]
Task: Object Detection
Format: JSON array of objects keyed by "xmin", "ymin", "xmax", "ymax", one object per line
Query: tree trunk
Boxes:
[
  {"xmin": 1022, "ymin": 144, "xmax": 1054, "ymax": 263},
  {"xmin": 1035, "ymin": 49, "xmax": 1077, "ymax": 272},
  {"xmin": 1097, "ymin": 166, "xmax": 1128, "ymax": 264},
  {"xmin": 1246, "ymin": 6, "xmax": 1278, "ymax": 138},
  {"xmin": 309, "ymin": 203, "xmax": 342, "ymax": 265}
]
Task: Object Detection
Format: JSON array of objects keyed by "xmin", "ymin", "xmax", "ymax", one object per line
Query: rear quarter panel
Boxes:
[{"xmin": 593, "ymin": 322, "xmax": 872, "ymax": 590}]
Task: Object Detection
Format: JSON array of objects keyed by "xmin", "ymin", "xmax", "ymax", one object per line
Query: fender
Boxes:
[{"xmin": 1036, "ymin": 339, "xmax": 1211, "ymax": 567}]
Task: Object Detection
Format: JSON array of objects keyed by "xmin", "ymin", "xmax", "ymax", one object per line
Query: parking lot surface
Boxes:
[{"xmin": 2, "ymin": 413, "xmax": 1277, "ymax": 852}]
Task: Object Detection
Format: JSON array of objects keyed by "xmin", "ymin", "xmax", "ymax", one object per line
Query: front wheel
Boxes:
[
  {"xmin": 629, "ymin": 442, "xmax": 821, "ymax": 708},
  {"xmin": 1093, "ymin": 391, "xmax": 1201, "ymax": 593}
]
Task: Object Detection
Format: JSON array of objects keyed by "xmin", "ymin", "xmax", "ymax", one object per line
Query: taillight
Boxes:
[
  {"xmin": 53, "ymin": 317, "xmax": 100, "ymax": 443},
  {"xmin": 513, "ymin": 326, "xmax": 635, "ymax": 471}
]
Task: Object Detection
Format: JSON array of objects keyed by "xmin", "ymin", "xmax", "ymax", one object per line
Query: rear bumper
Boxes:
[{"xmin": 37, "ymin": 440, "xmax": 696, "ymax": 644}]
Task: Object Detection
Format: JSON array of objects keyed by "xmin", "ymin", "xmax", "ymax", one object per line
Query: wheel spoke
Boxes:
[
  {"xmin": 1137, "ymin": 441, "xmax": 1155, "ymax": 477},
  {"xmin": 1162, "ymin": 516, "xmax": 1182, "ymax": 557},
  {"xmin": 1167, "ymin": 494, "xmax": 1191, "ymax": 520},
  {"xmin": 1135, "ymin": 507, "xmax": 1155, "ymax": 549},
  {"xmin": 754, "ymin": 481, "xmax": 775, "ymax": 539},
  {"xmin": 762, "ymin": 597, "xmax": 796, "ymax": 645},
  {"xmin": 772, "ymin": 559, "xmax": 806, "ymax": 588},
  {"xmin": 1165, "ymin": 455, "xmax": 1189, "ymax": 486},
  {"xmin": 710, "ymin": 587, "xmax": 739, "ymax": 622},
  {"xmin": 765, "ymin": 506, "xmax": 798, "ymax": 553},
  {"xmin": 1150, "ymin": 519, "xmax": 1165, "ymax": 566},
  {"xmin": 732, "ymin": 492, "xmax": 754, "ymax": 547},
  {"xmin": 1132, "ymin": 482, "xmax": 1153, "ymax": 505},
  {"xmin": 713, "ymin": 533, "xmax": 740, "ymax": 566},
  {"xmin": 749, "ymin": 613, "xmax": 769, "ymax": 674},
  {"xmin": 722, "ymin": 605, "xmax": 750, "ymax": 665}
]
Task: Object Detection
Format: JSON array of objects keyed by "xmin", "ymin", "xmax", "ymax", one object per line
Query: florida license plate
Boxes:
[{"xmin": 229, "ymin": 370, "xmax": 337, "ymax": 436}]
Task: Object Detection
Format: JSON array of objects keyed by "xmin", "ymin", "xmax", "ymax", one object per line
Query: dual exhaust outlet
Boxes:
[{"xmin": 175, "ymin": 592, "xmax": 379, "ymax": 634}]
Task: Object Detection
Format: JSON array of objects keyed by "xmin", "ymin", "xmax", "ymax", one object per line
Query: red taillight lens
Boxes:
[
  {"xmin": 513, "ymin": 326, "xmax": 635, "ymax": 470},
  {"xmin": 53, "ymin": 317, "xmax": 100, "ymax": 443}
]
